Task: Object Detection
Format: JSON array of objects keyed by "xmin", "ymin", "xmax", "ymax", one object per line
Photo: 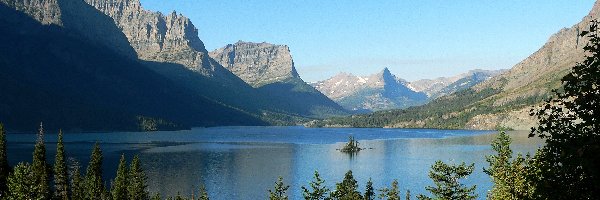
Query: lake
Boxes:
[{"xmin": 6, "ymin": 126, "xmax": 543, "ymax": 199}]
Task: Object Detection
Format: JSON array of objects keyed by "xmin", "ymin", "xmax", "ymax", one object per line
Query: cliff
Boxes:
[{"xmin": 209, "ymin": 41, "xmax": 300, "ymax": 87}]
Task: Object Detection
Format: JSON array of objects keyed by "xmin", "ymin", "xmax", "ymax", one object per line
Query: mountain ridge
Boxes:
[
  {"xmin": 313, "ymin": 67, "xmax": 428, "ymax": 111},
  {"xmin": 313, "ymin": 68, "xmax": 502, "ymax": 112},
  {"xmin": 408, "ymin": 69, "xmax": 506, "ymax": 98},
  {"xmin": 312, "ymin": 1, "xmax": 599, "ymax": 130},
  {"xmin": 209, "ymin": 41, "xmax": 300, "ymax": 87},
  {"xmin": 0, "ymin": 2, "xmax": 266, "ymax": 132},
  {"xmin": 83, "ymin": 0, "xmax": 347, "ymax": 122},
  {"xmin": 209, "ymin": 41, "xmax": 348, "ymax": 118}
]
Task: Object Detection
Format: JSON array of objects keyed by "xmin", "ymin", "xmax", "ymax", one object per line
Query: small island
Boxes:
[{"xmin": 340, "ymin": 136, "xmax": 363, "ymax": 153}]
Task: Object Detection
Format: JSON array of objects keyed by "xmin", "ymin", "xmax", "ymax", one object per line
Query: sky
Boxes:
[{"xmin": 139, "ymin": 0, "xmax": 596, "ymax": 82}]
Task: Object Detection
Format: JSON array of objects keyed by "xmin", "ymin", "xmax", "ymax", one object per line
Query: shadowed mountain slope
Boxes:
[{"xmin": 0, "ymin": 3, "xmax": 265, "ymax": 132}]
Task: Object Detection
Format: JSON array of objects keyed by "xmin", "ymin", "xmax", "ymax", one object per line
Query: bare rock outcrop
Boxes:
[
  {"xmin": 209, "ymin": 41, "xmax": 300, "ymax": 87},
  {"xmin": 84, "ymin": 0, "xmax": 237, "ymax": 83},
  {"xmin": 1, "ymin": 0, "xmax": 62, "ymax": 25}
]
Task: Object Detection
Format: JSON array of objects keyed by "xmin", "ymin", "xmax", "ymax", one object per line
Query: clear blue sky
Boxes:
[{"xmin": 139, "ymin": 0, "xmax": 596, "ymax": 82}]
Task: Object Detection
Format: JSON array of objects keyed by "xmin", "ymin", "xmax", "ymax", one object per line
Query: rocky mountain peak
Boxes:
[
  {"xmin": 83, "ymin": 0, "xmax": 241, "ymax": 82},
  {"xmin": 209, "ymin": 41, "xmax": 300, "ymax": 87},
  {"xmin": 313, "ymin": 68, "xmax": 427, "ymax": 111}
]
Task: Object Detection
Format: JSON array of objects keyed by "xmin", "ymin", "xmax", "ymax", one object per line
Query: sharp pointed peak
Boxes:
[
  {"xmin": 375, "ymin": 67, "xmax": 394, "ymax": 77},
  {"xmin": 382, "ymin": 67, "xmax": 391, "ymax": 73}
]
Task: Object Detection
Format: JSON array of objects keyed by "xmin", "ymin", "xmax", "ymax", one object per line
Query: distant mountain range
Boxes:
[
  {"xmin": 312, "ymin": 1, "xmax": 600, "ymax": 130},
  {"xmin": 312, "ymin": 68, "xmax": 503, "ymax": 112},
  {"xmin": 312, "ymin": 68, "xmax": 427, "ymax": 111},
  {"xmin": 408, "ymin": 69, "xmax": 506, "ymax": 99},
  {"xmin": 0, "ymin": 0, "xmax": 346, "ymax": 131}
]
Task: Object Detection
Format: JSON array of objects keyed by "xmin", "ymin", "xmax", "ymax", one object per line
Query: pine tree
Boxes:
[
  {"xmin": 54, "ymin": 130, "xmax": 69, "ymax": 200},
  {"xmin": 128, "ymin": 155, "xmax": 149, "ymax": 200},
  {"xmin": 0, "ymin": 123, "xmax": 9, "ymax": 198},
  {"xmin": 330, "ymin": 170, "xmax": 362, "ymax": 200},
  {"xmin": 70, "ymin": 160, "xmax": 84, "ymax": 200},
  {"xmin": 387, "ymin": 180, "xmax": 400, "ymax": 200},
  {"xmin": 484, "ymin": 132, "xmax": 534, "ymax": 199},
  {"xmin": 417, "ymin": 161, "xmax": 477, "ymax": 200},
  {"xmin": 378, "ymin": 188, "xmax": 387, "ymax": 199},
  {"xmin": 111, "ymin": 154, "xmax": 128, "ymax": 200},
  {"xmin": 363, "ymin": 178, "xmax": 374, "ymax": 200},
  {"xmin": 6, "ymin": 162, "xmax": 41, "ymax": 200},
  {"xmin": 377, "ymin": 180, "xmax": 400, "ymax": 200},
  {"xmin": 85, "ymin": 143, "xmax": 104, "ymax": 200},
  {"xmin": 405, "ymin": 190, "xmax": 411, "ymax": 200},
  {"xmin": 301, "ymin": 171, "xmax": 329, "ymax": 200},
  {"xmin": 198, "ymin": 185, "xmax": 209, "ymax": 200},
  {"xmin": 268, "ymin": 176, "xmax": 290, "ymax": 200},
  {"xmin": 32, "ymin": 122, "xmax": 50, "ymax": 199}
]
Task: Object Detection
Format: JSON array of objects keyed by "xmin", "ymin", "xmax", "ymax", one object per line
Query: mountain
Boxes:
[
  {"xmin": 0, "ymin": 0, "xmax": 347, "ymax": 131},
  {"xmin": 209, "ymin": 41, "xmax": 347, "ymax": 118},
  {"xmin": 313, "ymin": 68, "xmax": 428, "ymax": 111},
  {"xmin": 84, "ymin": 0, "xmax": 241, "ymax": 84},
  {"xmin": 209, "ymin": 41, "xmax": 300, "ymax": 87},
  {"xmin": 86, "ymin": 0, "xmax": 347, "ymax": 121},
  {"xmin": 408, "ymin": 69, "xmax": 506, "ymax": 98},
  {"xmin": 0, "ymin": 1, "xmax": 265, "ymax": 132},
  {"xmin": 312, "ymin": 1, "xmax": 599, "ymax": 130}
]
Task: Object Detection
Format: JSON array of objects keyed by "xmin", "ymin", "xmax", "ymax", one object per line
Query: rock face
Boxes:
[
  {"xmin": 84, "ymin": 0, "xmax": 237, "ymax": 83},
  {"xmin": 1, "ymin": 0, "xmax": 62, "ymax": 25},
  {"xmin": 409, "ymin": 69, "xmax": 506, "ymax": 98},
  {"xmin": 210, "ymin": 41, "xmax": 347, "ymax": 118},
  {"xmin": 313, "ymin": 68, "xmax": 428, "ymax": 111},
  {"xmin": 1, "ymin": 0, "xmax": 138, "ymax": 57},
  {"xmin": 0, "ymin": 1, "xmax": 266, "ymax": 131},
  {"xmin": 209, "ymin": 41, "xmax": 300, "ymax": 87},
  {"xmin": 1, "ymin": 0, "xmax": 347, "ymax": 125}
]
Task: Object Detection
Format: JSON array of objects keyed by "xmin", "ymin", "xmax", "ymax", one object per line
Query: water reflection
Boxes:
[{"xmin": 6, "ymin": 128, "xmax": 542, "ymax": 199}]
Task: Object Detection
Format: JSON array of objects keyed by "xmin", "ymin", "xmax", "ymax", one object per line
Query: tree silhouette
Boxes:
[{"xmin": 529, "ymin": 19, "xmax": 600, "ymax": 199}]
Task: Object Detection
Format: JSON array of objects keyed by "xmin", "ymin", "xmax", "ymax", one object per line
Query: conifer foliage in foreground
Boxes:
[{"xmin": 0, "ymin": 124, "xmax": 152, "ymax": 200}]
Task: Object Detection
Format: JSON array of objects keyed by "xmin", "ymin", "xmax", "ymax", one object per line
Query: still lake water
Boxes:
[{"xmin": 6, "ymin": 126, "xmax": 543, "ymax": 199}]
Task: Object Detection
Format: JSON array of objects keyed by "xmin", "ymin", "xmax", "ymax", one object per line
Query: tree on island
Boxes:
[{"xmin": 340, "ymin": 136, "xmax": 361, "ymax": 153}]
